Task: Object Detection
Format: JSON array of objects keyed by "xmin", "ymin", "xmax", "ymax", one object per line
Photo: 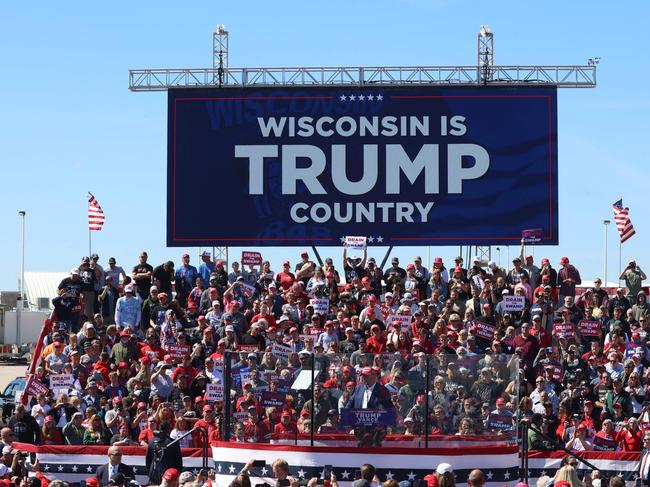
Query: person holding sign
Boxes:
[
  {"xmin": 343, "ymin": 246, "xmax": 367, "ymax": 282},
  {"xmin": 593, "ymin": 418, "xmax": 618, "ymax": 451},
  {"xmin": 554, "ymin": 311, "xmax": 578, "ymax": 346},
  {"xmin": 487, "ymin": 397, "xmax": 514, "ymax": 432}
]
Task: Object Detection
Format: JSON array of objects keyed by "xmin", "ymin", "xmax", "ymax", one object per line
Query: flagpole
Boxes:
[
  {"xmin": 87, "ymin": 192, "xmax": 91, "ymax": 257},
  {"xmin": 619, "ymin": 241, "xmax": 622, "ymax": 285},
  {"xmin": 603, "ymin": 220, "xmax": 610, "ymax": 285}
]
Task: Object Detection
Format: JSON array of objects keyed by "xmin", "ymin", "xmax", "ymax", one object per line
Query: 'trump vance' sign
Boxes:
[{"xmin": 168, "ymin": 86, "xmax": 558, "ymax": 246}]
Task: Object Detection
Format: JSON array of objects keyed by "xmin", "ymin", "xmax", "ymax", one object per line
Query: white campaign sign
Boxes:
[
  {"xmin": 50, "ymin": 374, "xmax": 73, "ymax": 388},
  {"xmin": 310, "ymin": 298, "xmax": 329, "ymax": 315},
  {"xmin": 504, "ymin": 295, "xmax": 525, "ymax": 311},
  {"xmin": 388, "ymin": 314, "xmax": 412, "ymax": 332},
  {"xmin": 345, "ymin": 236, "xmax": 367, "ymax": 251},
  {"xmin": 205, "ymin": 383, "xmax": 224, "ymax": 402},
  {"xmin": 272, "ymin": 342, "xmax": 292, "ymax": 362}
]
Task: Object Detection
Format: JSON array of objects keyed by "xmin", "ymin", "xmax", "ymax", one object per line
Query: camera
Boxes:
[{"xmin": 317, "ymin": 465, "xmax": 333, "ymax": 485}]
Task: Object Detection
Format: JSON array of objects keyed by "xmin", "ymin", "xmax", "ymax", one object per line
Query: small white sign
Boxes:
[
  {"xmin": 504, "ymin": 295, "xmax": 525, "ymax": 311},
  {"xmin": 272, "ymin": 342, "xmax": 292, "ymax": 362},
  {"xmin": 291, "ymin": 369, "xmax": 320, "ymax": 390},
  {"xmin": 50, "ymin": 374, "xmax": 73, "ymax": 388},
  {"xmin": 345, "ymin": 236, "xmax": 367, "ymax": 251},
  {"xmin": 388, "ymin": 314, "xmax": 411, "ymax": 332},
  {"xmin": 310, "ymin": 298, "xmax": 329, "ymax": 315},
  {"xmin": 205, "ymin": 383, "xmax": 224, "ymax": 402}
]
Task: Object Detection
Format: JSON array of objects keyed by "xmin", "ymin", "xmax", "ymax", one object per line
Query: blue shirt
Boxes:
[
  {"xmin": 198, "ymin": 261, "xmax": 216, "ymax": 285},
  {"xmin": 175, "ymin": 265, "xmax": 198, "ymax": 294},
  {"xmin": 115, "ymin": 296, "xmax": 141, "ymax": 329}
]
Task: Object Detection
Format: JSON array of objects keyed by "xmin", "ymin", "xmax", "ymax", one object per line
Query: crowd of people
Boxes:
[
  {"xmin": 2, "ymin": 246, "xmax": 648, "ymax": 485},
  {"xmin": 229, "ymin": 457, "xmax": 613, "ymax": 487}
]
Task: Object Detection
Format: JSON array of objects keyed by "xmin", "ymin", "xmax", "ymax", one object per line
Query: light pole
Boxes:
[
  {"xmin": 603, "ymin": 219, "xmax": 610, "ymax": 285},
  {"xmin": 18, "ymin": 211, "xmax": 25, "ymax": 303},
  {"xmin": 18, "ymin": 211, "xmax": 26, "ymax": 348},
  {"xmin": 496, "ymin": 247, "xmax": 501, "ymax": 268}
]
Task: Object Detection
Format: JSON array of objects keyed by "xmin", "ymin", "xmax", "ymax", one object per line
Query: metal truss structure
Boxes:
[
  {"xmin": 129, "ymin": 64, "xmax": 596, "ymax": 91},
  {"xmin": 135, "ymin": 26, "xmax": 597, "ymax": 261},
  {"xmin": 477, "ymin": 25, "xmax": 494, "ymax": 85},
  {"xmin": 213, "ymin": 25, "xmax": 228, "ymax": 70}
]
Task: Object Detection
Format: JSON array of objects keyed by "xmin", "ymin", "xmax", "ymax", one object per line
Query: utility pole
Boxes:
[{"xmin": 17, "ymin": 211, "xmax": 26, "ymax": 347}]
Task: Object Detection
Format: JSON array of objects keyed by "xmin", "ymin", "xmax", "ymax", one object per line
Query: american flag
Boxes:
[
  {"xmin": 612, "ymin": 199, "xmax": 635, "ymax": 243},
  {"xmin": 88, "ymin": 192, "xmax": 105, "ymax": 231}
]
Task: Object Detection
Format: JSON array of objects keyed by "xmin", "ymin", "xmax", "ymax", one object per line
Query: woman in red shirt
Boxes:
[
  {"xmin": 365, "ymin": 325, "xmax": 387, "ymax": 353},
  {"xmin": 616, "ymin": 417, "xmax": 643, "ymax": 451}
]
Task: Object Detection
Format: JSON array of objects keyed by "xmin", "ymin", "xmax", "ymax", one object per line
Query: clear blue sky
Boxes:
[{"xmin": 1, "ymin": 0, "xmax": 648, "ymax": 292}]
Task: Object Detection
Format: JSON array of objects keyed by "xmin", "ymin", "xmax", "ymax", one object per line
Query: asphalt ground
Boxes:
[{"xmin": 0, "ymin": 363, "xmax": 28, "ymax": 392}]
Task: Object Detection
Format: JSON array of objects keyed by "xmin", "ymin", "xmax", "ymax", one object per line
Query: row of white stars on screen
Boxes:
[
  {"xmin": 44, "ymin": 464, "xmax": 201, "ymax": 475},
  {"xmin": 340, "ymin": 236, "xmax": 384, "ymax": 243},
  {"xmin": 340, "ymin": 94, "xmax": 384, "ymax": 101}
]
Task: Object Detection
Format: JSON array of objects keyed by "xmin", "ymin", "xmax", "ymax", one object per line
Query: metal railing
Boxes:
[
  {"xmin": 520, "ymin": 421, "xmax": 606, "ymax": 484},
  {"xmin": 219, "ymin": 350, "xmax": 520, "ymax": 448}
]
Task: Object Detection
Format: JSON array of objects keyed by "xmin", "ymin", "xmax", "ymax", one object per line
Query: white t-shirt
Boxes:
[{"xmin": 31, "ymin": 403, "xmax": 51, "ymax": 427}]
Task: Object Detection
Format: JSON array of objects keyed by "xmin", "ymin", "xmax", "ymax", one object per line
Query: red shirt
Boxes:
[
  {"xmin": 581, "ymin": 350, "xmax": 605, "ymax": 365},
  {"xmin": 252, "ymin": 314, "xmax": 276, "ymax": 328},
  {"xmin": 193, "ymin": 418, "xmax": 216, "ymax": 446},
  {"xmin": 244, "ymin": 419, "xmax": 270, "ymax": 442},
  {"xmin": 172, "ymin": 365, "xmax": 198, "ymax": 382},
  {"xmin": 276, "ymin": 272, "xmax": 296, "ymax": 291},
  {"xmin": 410, "ymin": 320, "xmax": 426, "ymax": 337},
  {"xmin": 274, "ymin": 422, "xmax": 297, "ymax": 435},
  {"xmin": 578, "ymin": 416, "xmax": 597, "ymax": 437},
  {"xmin": 140, "ymin": 344, "xmax": 165, "ymax": 360},
  {"xmin": 616, "ymin": 427, "xmax": 643, "ymax": 451},
  {"xmin": 208, "ymin": 428, "xmax": 222, "ymax": 446},
  {"xmin": 531, "ymin": 327, "xmax": 551, "ymax": 348},
  {"xmin": 138, "ymin": 428, "xmax": 156, "ymax": 445},
  {"xmin": 512, "ymin": 334, "xmax": 540, "ymax": 363},
  {"xmin": 366, "ymin": 335, "xmax": 387, "ymax": 354},
  {"xmin": 323, "ymin": 377, "xmax": 342, "ymax": 389}
]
